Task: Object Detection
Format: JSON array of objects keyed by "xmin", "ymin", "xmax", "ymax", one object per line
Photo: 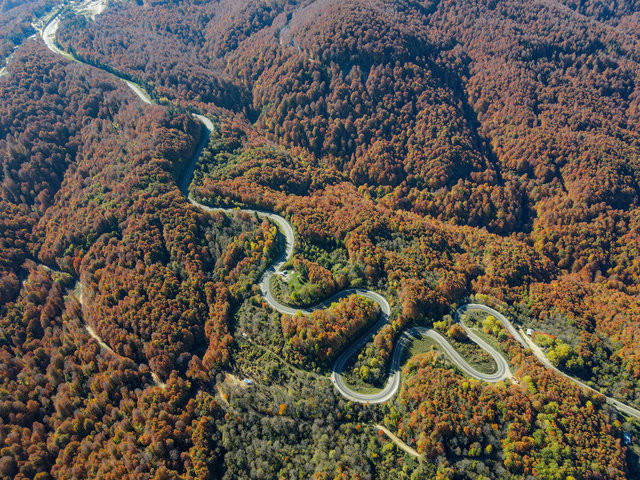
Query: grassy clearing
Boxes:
[
  {"xmin": 461, "ymin": 311, "xmax": 513, "ymax": 359},
  {"xmin": 403, "ymin": 336, "xmax": 440, "ymax": 364},
  {"xmin": 348, "ymin": 384, "xmax": 385, "ymax": 395},
  {"xmin": 467, "ymin": 326, "xmax": 510, "ymax": 358},
  {"xmin": 447, "ymin": 336, "xmax": 497, "ymax": 374},
  {"xmin": 286, "ymin": 270, "xmax": 303, "ymax": 291},
  {"xmin": 403, "ymin": 331, "xmax": 497, "ymax": 374}
]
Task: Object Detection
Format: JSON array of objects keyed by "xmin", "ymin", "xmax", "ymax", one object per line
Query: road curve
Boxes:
[
  {"xmin": 456, "ymin": 303, "xmax": 527, "ymax": 347},
  {"xmin": 39, "ymin": 7, "xmax": 640, "ymax": 418},
  {"xmin": 331, "ymin": 306, "xmax": 512, "ymax": 404},
  {"xmin": 39, "ymin": 11, "xmax": 511, "ymax": 402}
]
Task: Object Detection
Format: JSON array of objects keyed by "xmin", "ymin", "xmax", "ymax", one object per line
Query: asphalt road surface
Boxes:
[{"xmin": 39, "ymin": 6, "xmax": 640, "ymax": 419}]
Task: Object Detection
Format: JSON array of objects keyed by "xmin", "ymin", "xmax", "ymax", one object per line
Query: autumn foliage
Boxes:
[
  {"xmin": 1, "ymin": 0, "xmax": 640, "ymax": 476},
  {"xmin": 281, "ymin": 294, "xmax": 379, "ymax": 366}
]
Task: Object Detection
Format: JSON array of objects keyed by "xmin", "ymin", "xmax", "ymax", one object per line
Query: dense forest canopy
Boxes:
[{"xmin": 1, "ymin": 0, "xmax": 640, "ymax": 478}]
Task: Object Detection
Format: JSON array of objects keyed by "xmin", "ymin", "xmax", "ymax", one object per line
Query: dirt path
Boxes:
[
  {"xmin": 373, "ymin": 424, "xmax": 422, "ymax": 460},
  {"xmin": 74, "ymin": 284, "xmax": 166, "ymax": 389}
]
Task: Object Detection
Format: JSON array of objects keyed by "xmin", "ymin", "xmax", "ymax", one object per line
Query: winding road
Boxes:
[{"xmin": 35, "ymin": 5, "xmax": 640, "ymax": 420}]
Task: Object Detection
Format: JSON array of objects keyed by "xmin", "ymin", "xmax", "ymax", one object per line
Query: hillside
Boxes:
[{"xmin": 1, "ymin": 0, "xmax": 640, "ymax": 478}]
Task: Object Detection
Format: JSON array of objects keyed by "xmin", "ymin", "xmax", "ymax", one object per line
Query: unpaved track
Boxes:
[
  {"xmin": 373, "ymin": 424, "xmax": 422, "ymax": 460},
  {"xmin": 30, "ymin": 264, "xmax": 167, "ymax": 389}
]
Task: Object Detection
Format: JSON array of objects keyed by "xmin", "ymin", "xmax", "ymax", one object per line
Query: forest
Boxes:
[
  {"xmin": 0, "ymin": 0, "xmax": 52, "ymax": 61},
  {"xmin": 1, "ymin": 0, "xmax": 640, "ymax": 477}
]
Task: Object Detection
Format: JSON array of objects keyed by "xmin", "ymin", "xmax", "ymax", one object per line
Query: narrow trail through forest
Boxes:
[
  {"xmin": 373, "ymin": 424, "xmax": 422, "ymax": 460},
  {"xmin": 77, "ymin": 283, "xmax": 166, "ymax": 389},
  {"xmin": 33, "ymin": 2, "xmax": 640, "ymax": 425},
  {"xmin": 27, "ymin": 264, "xmax": 167, "ymax": 389}
]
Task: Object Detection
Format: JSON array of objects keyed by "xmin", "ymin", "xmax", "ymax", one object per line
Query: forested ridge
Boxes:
[
  {"xmin": 1, "ymin": 0, "xmax": 640, "ymax": 478},
  {"xmin": 0, "ymin": 0, "xmax": 52, "ymax": 61}
]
